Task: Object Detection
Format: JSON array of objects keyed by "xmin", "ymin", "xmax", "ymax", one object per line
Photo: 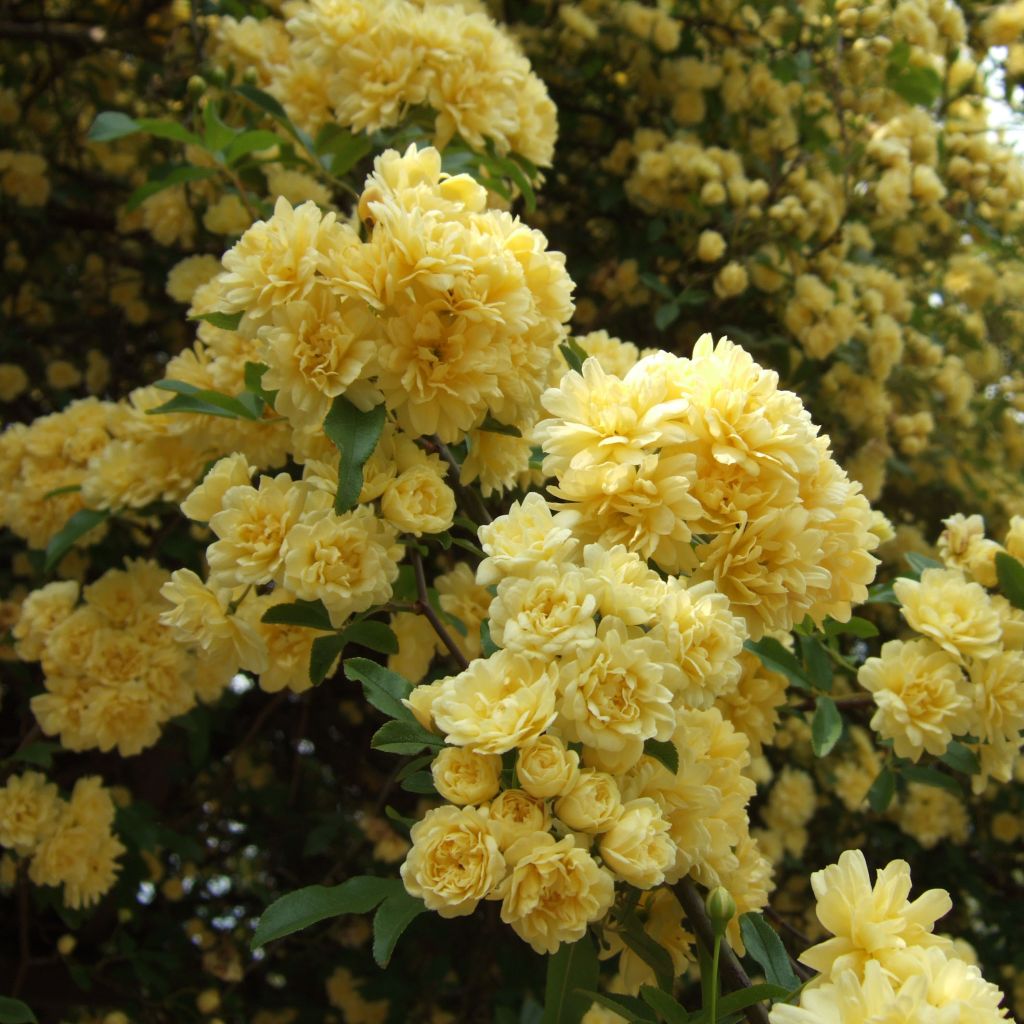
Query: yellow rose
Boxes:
[
  {"xmin": 498, "ymin": 833, "xmax": 615, "ymax": 953},
  {"xmin": 380, "ymin": 464, "xmax": 456, "ymax": 537},
  {"xmin": 400, "ymin": 805, "xmax": 505, "ymax": 919},
  {"xmin": 517, "ymin": 734, "xmax": 580, "ymax": 799},
  {"xmin": 431, "ymin": 748, "xmax": 502, "ymax": 806},
  {"xmin": 598, "ymin": 798, "xmax": 675, "ymax": 889},
  {"xmin": 432, "ymin": 650, "xmax": 558, "ymax": 754},
  {"xmin": 554, "ymin": 770, "xmax": 623, "ymax": 833},
  {"xmin": 484, "ymin": 790, "xmax": 550, "ymax": 849}
]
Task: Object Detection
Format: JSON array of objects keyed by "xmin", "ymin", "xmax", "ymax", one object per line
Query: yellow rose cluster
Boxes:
[
  {"xmin": 0, "ymin": 772, "xmax": 124, "ymax": 910},
  {"xmin": 769, "ymin": 849, "xmax": 1011, "ymax": 1024},
  {"xmin": 858, "ymin": 515, "xmax": 1024, "ymax": 788},
  {"xmin": 212, "ymin": 0, "xmax": 556, "ymax": 165},
  {"xmin": 534, "ymin": 335, "xmax": 880, "ymax": 638},
  {"xmin": 15, "ymin": 560, "xmax": 228, "ymax": 756},
  {"xmin": 400, "ymin": 502, "xmax": 777, "ymax": 968}
]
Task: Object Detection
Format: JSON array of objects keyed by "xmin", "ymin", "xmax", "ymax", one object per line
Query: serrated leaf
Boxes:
[
  {"xmin": 799, "ymin": 635, "xmax": 833, "ymax": 692},
  {"xmin": 867, "ymin": 766, "xmax": 896, "ymax": 813},
  {"xmin": 654, "ymin": 303, "xmax": 680, "ymax": 330},
  {"xmin": 639, "ymin": 986, "xmax": 689, "ymax": 1023},
  {"xmin": 224, "ymin": 128, "xmax": 282, "ymax": 165},
  {"xmin": 573, "ymin": 992, "xmax": 656, "ymax": 1024},
  {"xmin": 370, "ymin": 719, "xmax": 444, "ymax": 754},
  {"xmin": 148, "ymin": 381, "xmax": 261, "ymax": 421},
  {"xmin": 342, "ymin": 620, "xmax": 398, "ymax": 655},
  {"xmin": 309, "ymin": 633, "xmax": 346, "ymax": 685},
  {"xmin": 344, "ymin": 658, "xmax": 414, "ymax": 721},
  {"xmin": 88, "ymin": 111, "xmax": 139, "ymax": 142},
  {"xmin": 252, "ymin": 877, "xmax": 400, "ymax": 948},
  {"xmin": 743, "ymin": 637, "xmax": 810, "ymax": 690},
  {"xmin": 995, "ymin": 553, "xmax": 1024, "ymax": 611},
  {"xmin": 372, "ymin": 889, "xmax": 426, "ymax": 967},
  {"xmin": 559, "ymin": 339, "xmax": 587, "ymax": 374},
  {"xmin": 322, "ymin": 396, "xmax": 386, "ymax": 514},
  {"xmin": 135, "ymin": 117, "xmax": 202, "ymax": 145},
  {"xmin": 939, "ymin": 741, "xmax": 980, "ymax": 775},
  {"xmin": 739, "ymin": 914, "xmax": 799, "ymax": 990},
  {"xmin": 0, "ymin": 997, "xmax": 37, "ymax": 1024},
  {"xmin": 191, "ymin": 310, "xmax": 243, "ymax": 331},
  {"xmin": 44, "ymin": 508, "xmax": 109, "ymax": 572},
  {"xmin": 901, "ymin": 764, "xmax": 961, "ymax": 795},
  {"xmin": 125, "ymin": 165, "xmax": 220, "ymax": 212},
  {"xmin": 261, "ymin": 599, "xmax": 333, "ymax": 631},
  {"xmin": 811, "ymin": 696, "xmax": 843, "ymax": 757},
  {"xmin": 542, "ymin": 934, "xmax": 600, "ymax": 1024},
  {"xmin": 644, "ymin": 738, "xmax": 679, "ymax": 775},
  {"xmin": 905, "ymin": 552, "xmax": 943, "ymax": 578}
]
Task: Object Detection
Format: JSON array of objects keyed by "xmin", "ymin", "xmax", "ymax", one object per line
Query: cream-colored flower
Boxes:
[
  {"xmin": 489, "ymin": 570, "xmax": 599, "ymax": 658},
  {"xmin": 282, "ymin": 505, "xmax": 401, "ymax": 627},
  {"xmin": 380, "ymin": 463, "xmax": 456, "ymax": 536},
  {"xmin": 554, "ymin": 770, "xmax": 622, "ymax": 833},
  {"xmin": 599, "ymin": 797, "xmax": 674, "ymax": 889},
  {"xmin": 801, "ymin": 849, "xmax": 952, "ymax": 980},
  {"xmin": 180, "ymin": 452, "xmax": 253, "ymax": 523},
  {"xmin": 858, "ymin": 639, "xmax": 972, "ymax": 762},
  {"xmin": 431, "ymin": 650, "xmax": 558, "ymax": 754},
  {"xmin": 477, "ymin": 492, "xmax": 579, "ymax": 586},
  {"xmin": 516, "ymin": 734, "xmax": 580, "ymax": 800},
  {"xmin": 484, "ymin": 789, "xmax": 550, "ymax": 849},
  {"xmin": 13, "ymin": 580, "xmax": 79, "ymax": 661},
  {"xmin": 431, "ymin": 748, "xmax": 501, "ymax": 806},
  {"xmin": 400, "ymin": 804, "xmax": 504, "ymax": 918},
  {"xmin": 498, "ymin": 833, "xmax": 615, "ymax": 953},
  {"xmin": 937, "ymin": 513, "xmax": 1002, "ymax": 587},
  {"xmin": 893, "ymin": 568, "xmax": 1002, "ymax": 662},
  {"xmin": 0, "ymin": 772, "xmax": 62, "ymax": 854}
]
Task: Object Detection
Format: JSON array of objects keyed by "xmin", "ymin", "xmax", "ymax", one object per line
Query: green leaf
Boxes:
[
  {"xmin": 995, "ymin": 553, "xmax": 1024, "ymax": 611},
  {"xmin": 799, "ymin": 635, "xmax": 833, "ymax": 692},
  {"xmin": 344, "ymin": 658, "xmax": 414, "ymax": 721},
  {"xmin": 644, "ymin": 738, "xmax": 679, "ymax": 775},
  {"xmin": 235, "ymin": 84, "xmax": 315, "ymax": 151},
  {"xmin": 309, "ymin": 633, "xmax": 347, "ymax": 685},
  {"xmin": 901, "ymin": 765, "xmax": 962, "ymax": 795},
  {"xmin": 480, "ymin": 619, "xmax": 499, "ymax": 657},
  {"xmin": 713, "ymin": 983, "xmax": 791, "ymax": 1018},
  {"xmin": 203, "ymin": 100, "xmax": 239, "ymax": 152},
  {"xmin": 743, "ymin": 637, "xmax": 810, "ymax": 690},
  {"xmin": 477, "ymin": 415, "xmax": 523, "ymax": 437},
  {"xmin": 399, "ymin": 771, "xmax": 437, "ymax": 794},
  {"xmin": 639, "ymin": 986, "xmax": 690, "ymax": 1023},
  {"xmin": 322, "ymin": 397, "xmax": 386, "ymax": 514},
  {"xmin": 939, "ymin": 741, "xmax": 980, "ymax": 775},
  {"xmin": 148, "ymin": 381, "xmax": 262, "ymax": 421},
  {"xmin": 341, "ymin": 620, "xmax": 398, "ymax": 655},
  {"xmin": 905, "ymin": 552, "xmax": 943, "ymax": 578},
  {"xmin": 739, "ymin": 914, "xmax": 799, "ymax": 990},
  {"xmin": 542, "ymin": 933, "xmax": 600, "ymax": 1024},
  {"xmin": 244, "ymin": 361, "xmax": 278, "ymax": 407},
  {"xmin": 135, "ymin": 117, "xmax": 202, "ymax": 145},
  {"xmin": 573, "ymin": 992, "xmax": 656, "ymax": 1024},
  {"xmin": 371, "ymin": 719, "xmax": 444, "ymax": 755},
  {"xmin": 316, "ymin": 125, "xmax": 373, "ymax": 175},
  {"xmin": 6, "ymin": 741, "xmax": 61, "ymax": 769},
  {"xmin": 87, "ymin": 111, "xmax": 139, "ymax": 142},
  {"xmin": 617, "ymin": 913, "xmax": 674, "ymax": 992},
  {"xmin": 43, "ymin": 484, "xmax": 82, "ymax": 499},
  {"xmin": 867, "ymin": 766, "xmax": 896, "ymax": 813},
  {"xmin": 559, "ymin": 339, "xmax": 587, "ymax": 374},
  {"xmin": 811, "ymin": 696, "xmax": 843, "ymax": 758},
  {"xmin": 887, "ymin": 62, "xmax": 942, "ymax": 106},
  {"xmin": 261, "ymin": 599, "xmax": 333, "ymax": 631},
  {"xmin": 0, "ymin": 997, "xmax": 37, "ymax": 1024},
  {"xmin": 224, "ymin": 128, "xmax": 282, "ymax": 165},
  {"xmin": 654, "ymin": 303, "xmax": 680, "ymax": 331},
  {"xmin": 44, "ymin": 508, "xmax": 109, "ymax": 572},
  {"xmin": 823, "ymin": 616, "xmax": 878, "ymax": 638},
  {"xmin": 372, "ymin": 889, "xmax": 426, "ymax": 967},
  {"xmin": 252, "ymin": 877, "xmax": 400, "ymax": 948},
  {"xmin": 125, "ymin": 165, "xmax": 220, "ymax": 212},
  {"xmin": 191, "ymin": 310, "xmax": 244, "ymax": 331},
  {"xmin": 866, "ymin": 582, "xmax": 898, "ymax": 605}
]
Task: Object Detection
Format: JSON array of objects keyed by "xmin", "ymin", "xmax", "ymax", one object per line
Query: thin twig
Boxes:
[
  {"xmin": 675, "ymin": 877, "xmax": 771, "ymax": 1024},
  {"xmin": 411, "ymin": 549, "xmax": 470, "ymax": 671},
  {"xmin": 430, "ymin": 437, "xmax": 493, "ymax": 525}
]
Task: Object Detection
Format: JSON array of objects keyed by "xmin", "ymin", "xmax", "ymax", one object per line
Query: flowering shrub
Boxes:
[{"xmin": 2, "ymin": 1, "xmax": 1024, "ymax": 1023}]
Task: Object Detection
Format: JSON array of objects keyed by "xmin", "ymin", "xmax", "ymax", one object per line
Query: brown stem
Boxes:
[
  {"xmin": 675, "ymin": 877, "xmax": 771, "ymax": 1024},
  {"xmin": 411, "ymin": 549, "xmax": 470, "ymax": 671},
  {"xmin": 430, "ymin": 436, "xmax": 493, "ymax": 526}
]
